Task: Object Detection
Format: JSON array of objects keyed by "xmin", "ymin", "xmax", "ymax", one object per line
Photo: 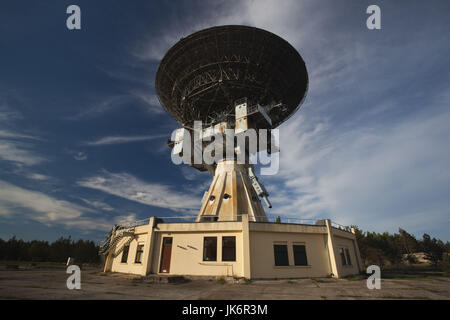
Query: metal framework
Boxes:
[{"xmin": 155, "ymin": 25, "xmax": 309, "ymax": 128}]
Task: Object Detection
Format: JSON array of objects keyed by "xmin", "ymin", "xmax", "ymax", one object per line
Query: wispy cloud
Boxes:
[
  {"xmin": 0, "ymin": 140, "xmax": 46, "ymax": 166},
  {"xmin": 83, "ymin": 134, "xmax": 166, "ymax": 146},
  {"xmin": 130, "ymin": 91, "xmax": 164, "ymax": 114},
  {"xmin": 68, "ymin": 95, "xmax": 131, "ymax": 120},
  {"xmin": 0, "ymin": 105, "xmax": 47, "ymax": 167},
  {"xmin": 77, "ymin": 170, "xmax": 200, "ymax": 212},
  {"xmin": 0, "ymin": 130, "xmax": 42, "ymax": 141},
  {"xmin": 68, "ymin": 91, "xmax": 164, "ymax": 120},
  {"xmin": 265, "ymin": 105, "xmax": 450, "ymax": 237},
  {"xmin": 80, "ymin": 198, "xmax": 115, "ymax": 212},
  {"xmin": 73, "ymin": 151, "xmax": 87, "ymax": 160},
  {"xmin": 25, "ymin": 173, "xmax": 50, "ymax": 181},
  {"xmin": 134, "ymin": 0, "xmax": 318, "ymax": 62},
  {"xmin": 0, "ymin": 180, "xmax": 113, "ymax": 231}
]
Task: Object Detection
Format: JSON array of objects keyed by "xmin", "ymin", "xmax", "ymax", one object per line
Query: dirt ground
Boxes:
[{"xmin": 1, "ymin": 267, "xmax": 449, "ymax": 300}]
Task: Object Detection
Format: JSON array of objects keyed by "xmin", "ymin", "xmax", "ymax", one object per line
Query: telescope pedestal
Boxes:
[{"xmin": 196, "ymin": 160, "xmax": 268, "ymax": 222}]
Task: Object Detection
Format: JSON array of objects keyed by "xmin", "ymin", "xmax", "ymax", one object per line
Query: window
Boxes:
[
  {"xmin": 293, "ymin": 244, "xmax": 308, "ymax": 266},
  {"xmin": 222, "ymin": 236, "xmax": 236, "ymax": 261},
  {"xmin": 135, "ymin": 244, "xmax": 144, "ymax": 263},
  {"xmin": 203, "ymin": 216, "xmax": 218, "ymax": 222},
  {"xmin": 339, "ymin": 248, "xmax": 347, "ymax": 266},
  {"xmin": 345, "ymin": 248, "xmax": 352, "ymax": 266},
  {"xmin": 273, "ymin": 244, "xmax": 289, "ymax": 266},
  {"xmin": 203, "ymin": 237, "xmax": 217, "ymax": 261},
  {"xmin": 121, "ymin": 245, "xmax": 130, "ymax": 263}
]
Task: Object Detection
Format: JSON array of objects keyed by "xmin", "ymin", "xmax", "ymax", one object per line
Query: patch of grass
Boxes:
[
  {"xmin": 310, "ymin": 278, "xmax": 325, "ymax": 283},
  {"xmin": 321, "ymin": 296, "xmax": 327, "ymax": 300},
  {"xmin": 243, "ymin": 278, "xmax": 252, "ymax": 285},
  {"xmin": 337, "ymin": 294, "xmax": 364, "ymax": 298},
  {"xmin": 216, "ymin": 277, "xmax": 226, "ymax": 285}
]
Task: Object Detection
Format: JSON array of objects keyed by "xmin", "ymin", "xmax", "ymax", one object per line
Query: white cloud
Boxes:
[
  {"xmin": 130, "ymin": 91, "xmax": 164, "ymax": 114},
  {"xmin": 80, "ymin": 198, "xmax": 115, "ymax": 212},
  {"xmin": 77, "ymin": 170, "xmax": 200, "ymax": 212},
  {"xmin": 68, "ymin": 91, "xmax": 165, "ymax": 120},
  {"xmin": 68, "ymin": 95, "xmax": 131, "ymax": 120},
  {"xmin": 114, "ymin": 213, "xmax": 140, "ymax": 225},
  {"xmin": 0, "ymin": 103, "xmax": 21, "ymax": 122},
  {"xmin": 0, "ymin": 180, "xmax": 123, "ymax": 232},
  {"xmin": 84, "ymin": 134, "xmax": 166, "ymax": 146},
  {"xmin": 0, "ymin": 107, "xmax": 46, "ymax": 167},
  {"xmin": 0, "ymin": 140, "xmax": 46, "ymax": 166},
  {"xmin": 25, "ymin": 173, "xmax": 50, "ymax": 181},
  {"xmin": 265, "ymin": 106, "xmax": 450, "ymax": 236},
  {"xmin": 73, "ymin": 151, "xmax": 87, "ymax": 160},
  {"xmin": 0, "ymin": 180, "xmax": 114, "ymax": 231},
  {"xmin": 134, "ymin": 0, "xmax": 323, "ymax": 62},
  {"xmin": 0, "ymin": 130, "xmax": 41, "ymax": 140}
]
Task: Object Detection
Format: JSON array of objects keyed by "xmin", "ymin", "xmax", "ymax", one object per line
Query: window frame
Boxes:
[
  {"xmin": 273, "ymin": 243, "xmax": 289, "ymax": 266},
  {"xmin": 292, "ymin": 244, "xmax": 308, "ymax": 266},
  {"xmin": 339, "ymin": 247, "xmax": 347, "ymax": 266},
  {"xmin": 222, "ymin": 236, "xmax": 236, "ymax": 262},
  {"xmin": 203, "ymin": 237, "xmax": 217, "ymax": 261},
  {"xmin": 345, "ymin": 248, "xmax": 352, "ymax": 266},
  {"xmin": 134, "ymin": 244, "xmax": 144, "ymax": 264},
  {"xmin": 121, "ymin": 244, "xmax": 130, "ymax": 263}
]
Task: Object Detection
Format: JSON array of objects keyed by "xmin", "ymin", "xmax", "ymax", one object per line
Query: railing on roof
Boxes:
[
  {"xmin": 331, "ymin": 221, "xmax": 352, "ymax": 232},
  {"xmin": 264, "ymin": 215, "xmax": 325, "ymax": 225},
  {"xmin": 115, "ymin": 218, "xmax": 150, "ymax": 229},
  {"xmin": 114, "ymin": 215, "xmax": 353, "ymax": 232}
]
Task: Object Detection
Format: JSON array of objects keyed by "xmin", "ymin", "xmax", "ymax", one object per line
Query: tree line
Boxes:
[
  {"xmin": 352, "ymin": 227, "xmax": 450, "ymax": 270},
  {"xmin": 0, "ymin": 236, "xmax": 100, "ymax": 264},
  {"xmin": 0, "ymin": 227, "xmax": 449, "ymax": 269}
]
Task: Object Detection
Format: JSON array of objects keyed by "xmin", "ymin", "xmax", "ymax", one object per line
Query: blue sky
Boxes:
[{"xmin": 0, "ymin": 0, "xmax": 449, "ymax": 243}]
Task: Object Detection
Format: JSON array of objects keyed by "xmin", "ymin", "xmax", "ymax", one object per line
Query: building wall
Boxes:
[
  {"xmin": 104, "ymin": 218, "xmax": 362, "ymax": 279},
  {"xmin": 249, "ymin": 230, "xmax": 332, "ymax": 279},
  {"xmin": 332, "ymin": 235, "xmax": 360, "ymax": 277},
  {"xmin": 109, "ymin": 232, "xmax": 149, "ymax": 275},
  {"xmin": 150, "ymin": 231, "xmax": 244, "ymax": 278}
]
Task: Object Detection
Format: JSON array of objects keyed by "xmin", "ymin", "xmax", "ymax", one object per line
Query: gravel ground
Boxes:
[{"xmin": 1, "ymin": 267, "xmax": 449, "ymax": 300}]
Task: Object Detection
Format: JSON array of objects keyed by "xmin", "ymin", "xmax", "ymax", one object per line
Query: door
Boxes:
[{"xmin": 159, "ymin": 237, "xmax": 173, "ymax": 273}]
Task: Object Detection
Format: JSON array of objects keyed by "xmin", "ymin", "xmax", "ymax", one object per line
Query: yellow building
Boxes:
[{"xmin": 103, "ymin": 214, "xmax": 363, "ymax": 279}]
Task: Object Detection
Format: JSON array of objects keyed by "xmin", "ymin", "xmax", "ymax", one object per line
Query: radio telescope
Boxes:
[{"xmin": 155, "ymin": 25, "xmax": 308, "ymax": 222}]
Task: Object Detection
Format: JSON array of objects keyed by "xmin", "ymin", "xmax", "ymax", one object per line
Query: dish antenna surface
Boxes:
[{"xmin": 156, "ymin": 25, "xmax": 308, "ymax": 129}]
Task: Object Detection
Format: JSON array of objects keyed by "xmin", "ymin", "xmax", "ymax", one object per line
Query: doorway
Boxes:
[{"xmin": 159, "ymin": 237, "xmax": 173, "ymax": 273}]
